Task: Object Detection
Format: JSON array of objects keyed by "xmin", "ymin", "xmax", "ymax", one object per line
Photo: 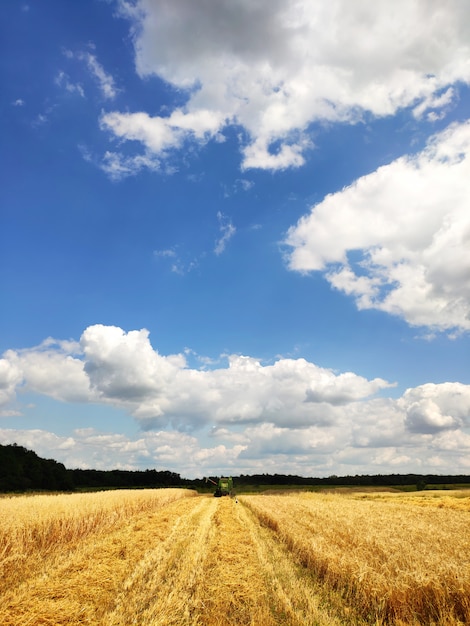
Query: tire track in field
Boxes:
[
  {"xmin": 102, "ymin": 495, "xmax": 218, "ymax": 625},
  {"xmin": 236, "ymin": 499, "xmax": 345, "ymax": 626},
  {"xmin": 190, "ymin": 497, "xmax": 344, "ymax": 626}
]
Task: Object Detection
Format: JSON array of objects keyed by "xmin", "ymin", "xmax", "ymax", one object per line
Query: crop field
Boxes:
[{"xmin": 1, "ymin": 489, "xmax": 469, "ymax": 625}]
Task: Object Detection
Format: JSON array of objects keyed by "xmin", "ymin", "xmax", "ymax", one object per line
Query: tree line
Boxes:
[
  {"xmin": 1, "ymin": 443, "xmax": 469, "ymax": 492},
  {"xmin": 0, "ymin": 444, "xmax": 187, "ymax": 492}
]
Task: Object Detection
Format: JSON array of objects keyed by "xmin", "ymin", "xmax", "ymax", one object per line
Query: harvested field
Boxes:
[{"xmin": 1, "ymin": 489, "xmax": 469, "ymax": 625}]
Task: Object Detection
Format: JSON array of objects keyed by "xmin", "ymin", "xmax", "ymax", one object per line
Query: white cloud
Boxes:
[
  {"xmin": 5, "ymin": 339, "xmax": 92, "ymax": 404},
  {"xmin": 401, "ymin": 382, "xmax": 470, "ymax": 434},
  {"xmin": 222, "ymin": 178, "xmax": 254, "ymax": 198},
  {"xmin": 0, "ymin": 427, "xmax": 245, "ymax": 476},
  {"xmin": 100, "ymin": 108, "xmax": 225, "ymax": 161},
  {"xmin": 2, "ymin": 325, "xmax": 469, "ymax": 476},
  {"xmin": 240, "ymin": 423, "xmax": 340, "ymax": 457},
  {"xmin": 0, "ymin": 358, "xmax": 23, "ymax": 416},
  {"xmin": 81, "ymin": 325, "xmax": 183, "ymax": 405},
  {"xmin": 154, "ymin": 248, "xmax": 176, "ymax": 258},
  {"xmin": 285, "ymin": 120, "xmax": 470, "ymax": 332},
  {"xmin": 107, "ymin": 0, "xmax": 470, "ymax": 171},
  {"xmin": 55, "ymin": 71, "xmax": 85, "ymax": 97},
  {"xmin": 81, "ymin": 52, "xmax": 118, "ymax": 100},
  {"xmin": 153, "ymin": 247, "xmax": 200, "ymax": 275},
  {"xmin": 2, "ymin": 325, "xmax": 390, "ymax": 430},
  {"xmin": 100, "ymin": 150, "xmax": 160, "ymax": 180},
  {"xmin": 63, "ymin": 48, "xmax": 118, "ymax": 100},
  {"xmin": 214, "ymin": 211, "xmax": 236, "ymax": 255}
]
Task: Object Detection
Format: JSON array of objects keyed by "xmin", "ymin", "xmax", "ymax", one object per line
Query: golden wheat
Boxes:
[
  {"xmin": 242, "ymin": 491, "xmax": 470, "ymax": 624},
  {"xmin": 2, "ymin": 489, "xmax": 469, "ymax": 624},
  {"xmin": 0, "ymin": 490, "xmax": 196, "ymax": 625},
  {"xmin": 1, "ymin": 492, "xmax": 345, "ymax": 625},
  {"xmin": 0, "ymin": 489, "xmax": 195, "ymax": 586}
]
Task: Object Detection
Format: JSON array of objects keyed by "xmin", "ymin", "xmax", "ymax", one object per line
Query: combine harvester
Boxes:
[{"xmin": 205, "ymin": 476, "xmax": 234, "ymax": 497}]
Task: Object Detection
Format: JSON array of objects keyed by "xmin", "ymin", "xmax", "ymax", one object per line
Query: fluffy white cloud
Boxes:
[
  {"xmin": 0, "ymin": 358, "xmax": 23, "ymax": 416},
  {"xmin": 1, "ymin": 325, "xmax": 469, "ymax": 476},
  {"xmin": 401, "ymin": 382, "xmax": 470, "ymax": 434},
  {"xmin": 100, "ymin": 108, "xmax": 225, "ymax": 162},
  {"xmin": 3, "ymin": 325, "xmax": 389, "ymax": 430},
  {"xmin": 107, "ymin": 0, "xmax": 470, "ymax": 170},
  {"xmin": 4, "ymin": 339, "xmax": 92, "ymax": 404},
  {"xmin": 79, "ymin": 325, "xmax": 392, "ymax": 429},
  {"xmin": 285, "ymin": 121, "xmax": 470, "ymax": 332},
  {"xmin": 81, "ymin": 325, "xmax": 184, "ymax": 404}
]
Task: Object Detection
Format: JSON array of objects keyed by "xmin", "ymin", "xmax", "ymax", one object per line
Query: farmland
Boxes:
[{"xmin": 1, "ymin": 489, "xmax": 469, "ymax": 625}]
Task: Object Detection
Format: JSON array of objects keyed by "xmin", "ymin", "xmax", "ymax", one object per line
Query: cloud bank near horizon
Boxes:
[{"xmin": 1, "ymin": 324, "xmax": 469, "ymax": 476}]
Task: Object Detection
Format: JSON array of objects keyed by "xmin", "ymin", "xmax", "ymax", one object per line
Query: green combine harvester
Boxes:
[{"xmin": 205, "ymin": 476, "xmax": 234, "ymax": 497}]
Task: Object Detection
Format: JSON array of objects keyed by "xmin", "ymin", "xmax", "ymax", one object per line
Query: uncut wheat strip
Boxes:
[
  {"xmin": 278, "ymin": 493, "xmax": 469, "ymax": 621},
  {"xmin": 352, "ymin": 490, "xmax": 470, "ymax": 512},
  {"xmin": 252, "ymin": 493, "xmax": 467, "ymax": 578},
  {"xmin": 0, "ymin": 489, "xmax": 194, "ymax": 557},
  {"xmin": 100, "ymin": 495, "xmax": 217, "ymax": 626},
  {"xmin": 244, "ymin": 493, "xmax": 470, "ymax": 623},
  {"xmin": 245, "ymin": 492, "xmax": 470, "ymax": 576},
  {"xmin": 0, "ymin": 495, "xmax": 203, "ymax": 626},
  {"xmin": 0, "ymin": 489, "xmax": 195, "ymax": 589},
  {"xmin": 243, "ymin": 491, "xmax": 470, "ymax": 626},
  {"xmin": 237, "ymin": 498, "xmax": 346, "ymax": 626}
]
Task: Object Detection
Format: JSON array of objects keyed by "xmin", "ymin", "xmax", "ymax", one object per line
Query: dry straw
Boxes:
[{"xmin": 2, "ymin": 488, "xmax": 469, "ymax": 625}]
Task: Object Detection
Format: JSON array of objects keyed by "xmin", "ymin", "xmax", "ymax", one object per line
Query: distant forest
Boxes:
[{"xmin": 1, "ymin": 443, "xmax": 469, "ymax": 493}]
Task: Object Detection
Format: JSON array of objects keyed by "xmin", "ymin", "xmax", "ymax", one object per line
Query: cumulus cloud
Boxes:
[
  {"xmin": 0, "ymin": 358, "xmax": 23, "ymax": 416},
  {"xmin": 2, "ymin": 325, "xmax": 469, "ymax": 475},
  {"xmin": 4, "ymin": 339, "xmax": 91, "ymax": 404},
  {"xmin": 285, "ymin": 120, "xmax": 470, "ymax": 332},
  {"xmin": 79, "ymin": 326, "xmax": 392, "ymax": 430},
  {"xmin": 106, "ymin": 0, "xmax": 470, "ymax": 171},
  {"xmin": 2, "ymin": 325, "xmax": 390, "ymax": 430},
  {"xmin": 100, "ymin": 109, "xmax": 224, "ymax": 158},
  {"xmin": 81, "ymin": 325, "xmax": 184, "ymax": 405},
  {"xmin": 401, "ymin": 382, "xmax": 470, "ymax": 433}
]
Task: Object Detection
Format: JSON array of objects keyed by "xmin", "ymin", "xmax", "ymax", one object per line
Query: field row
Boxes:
[
  {"xmin": 1, "ymin": 489, "xmax": 469, "ymax": 624},
  {"xmin": 243, "ymin": 491, "xmax": 470, "ymax": 624},
  {"xmin": 1, "ymin": 490, "xmax": 340, "ymax": 625}
]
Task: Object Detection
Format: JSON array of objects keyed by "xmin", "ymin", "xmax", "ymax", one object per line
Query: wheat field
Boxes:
[{"xmin": 0, "ymin": 488, "xmax": 469, "ymax": 625}]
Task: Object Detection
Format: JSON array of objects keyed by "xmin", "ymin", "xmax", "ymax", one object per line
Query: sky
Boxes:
[{"xmin": 1, "ymin": 0, "xmax": 470, "ymax": 479}]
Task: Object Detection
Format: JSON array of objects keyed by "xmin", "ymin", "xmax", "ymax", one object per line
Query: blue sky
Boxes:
[{"xmin": 1, "ymin": 0, "xmax": 469, "ymax": 478}]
